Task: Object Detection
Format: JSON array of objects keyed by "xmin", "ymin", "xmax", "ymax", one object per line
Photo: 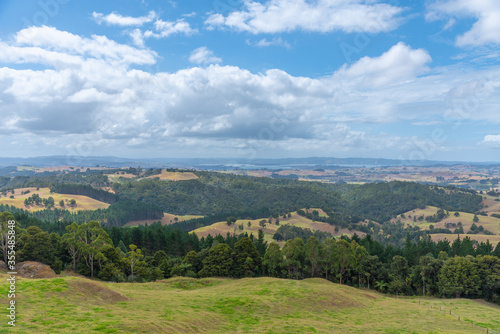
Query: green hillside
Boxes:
[{"xmin": 1, "ymin": 275, "xmax": 498, "ymax": 333}]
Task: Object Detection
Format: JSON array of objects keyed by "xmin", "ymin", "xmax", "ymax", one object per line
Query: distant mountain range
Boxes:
[{"xmin": 0, "ymin": 155, "xmax": 499, "ymax": 169}]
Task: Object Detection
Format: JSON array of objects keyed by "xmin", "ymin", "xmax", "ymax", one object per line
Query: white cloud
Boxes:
[
  {"xmin": 248, "ymin": 37, "xmax": 291, "ymax": 49},
  {"xmin": 92, "ymin": 11, "xmax": 157, "ymax": 26},
  {"xmin": 426, "ymin": 0, "xmax": 500, "ymax": 46},
  {"xmin": 484, "ymin": 134, "xmax": 500, "ymax": 145},
  {"xmin": 189, "ymin": 47, "xmax": 222, "ymax": 65},
  {"xmin": 335, "ymin": 42, "xmax": 432, "ymax": 87},
  {"xmin": 1, "ymin": 29, "xmax": 500, "ymax": 159},
  {"xmin": 205, "ymin": 0, "xmax": 404, "ymax": 34},
  {"xmin": 131, "ymin": 19, "xmax": 197, "ymax": 46},
  {"xmin": 14, "ymin": 26, "xmax": 156, "ymax": 67}
]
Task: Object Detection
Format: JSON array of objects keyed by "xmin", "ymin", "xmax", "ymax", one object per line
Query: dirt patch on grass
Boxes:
[
  {"xmin": 69, "ymin": 280, "xmax": 128, "ymax": 303},
  {"xmin": 16, "ymin": 261, "xmax": 58, "ymax": 278}
]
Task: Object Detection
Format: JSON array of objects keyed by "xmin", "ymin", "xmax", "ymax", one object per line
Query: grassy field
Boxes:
[
  {"xmin": 0, "ymin": 187, "xmax": 109, "ymax": 212},
  {"xmin": 393, "ymin": 206, "xmax": 500, "ymax": 243},
  {"xmin": 0, "ymin": 274, "xmax": 498, "ymax": 333},
  {"xmin": 192, "ymin": 210, "xmax": 364, "ymax": 244},
  {"xmin": 125, "ymin": 213, "xmax": 204, "ymax": 227},
  {"xmin": 144, "ymin": 170, "xmax": 199, "ymax": 181}
]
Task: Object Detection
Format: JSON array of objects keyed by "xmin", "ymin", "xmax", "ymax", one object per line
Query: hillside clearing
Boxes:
[
  {"xmin": 0, "ymin": 187, "xmax": 109, "ymax": 212},
  {"xmin": 144, "ymin": 170, "xmax": 198, "ymax": 181},
  {"xmin": 192, "ymin": 210, "xmax": 364, "ymax": 244},
  {"xmin": 394, "ymin": 206, "xmax": 500, "ymax": 242}
]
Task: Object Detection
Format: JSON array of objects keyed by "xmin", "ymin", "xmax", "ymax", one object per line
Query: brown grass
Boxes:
[
  {"xmin": 144, "ymin": 170, "xmax": 198, "ymax": 181},
  {"xmin": 192, "ymin": 210, "xmax": 365, "ymax": 245},
  {"xmin": 0, "ymin": 187, "xmax": 109, "ymax": 212}
]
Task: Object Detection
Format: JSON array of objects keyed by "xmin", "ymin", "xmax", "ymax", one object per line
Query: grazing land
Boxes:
[
  {"xmin": 192, "ymin": 209, "xmax": 363, "ymax": 243},
  {"xmin": 144, "ymin": 170, "xmax": 199, "ymax": 181},
  {"xmin": 0, "ymin": 187, "xmax": 109, "ymax": 211},
  {"xmin": 0, "ymin": 274, "xmax": 497, "ymax": 333},
  {"xmin": 396, "ymin": 205, "xmax": 500, "ymax": 233}
]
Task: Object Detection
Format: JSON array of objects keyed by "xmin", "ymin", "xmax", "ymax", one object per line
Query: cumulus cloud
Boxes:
[
  {"xmin": 1, "ymin": 27, "xmax": 500, "ymax": 159},
  {"xmin": 92, "ymin": 11, "xmax": 157, "ymax": 26},
  {"xmin": 13, "ymin": 26, "xmax": 156, "ymax": 67},
  {"xmin": 189, "ymin": 47, "xmax": 222, "ymax": 65},
  {"xmin": 426, "ymin": 0, "xmax": 500, "ymax": 46},
  {"xmin": 130, "ymin": 19, "xmax": 197, "ymax": 47},
  {"xmin": 335, "ymin": 42, "xmax": 432, "ymax": 87},
  {"xmin": 484, "ymin": 134, "xmax": 500, "ymax": 145},
  {"xmin": 205, "ymin": 0, "xmax": 404, "ymax": 34}
]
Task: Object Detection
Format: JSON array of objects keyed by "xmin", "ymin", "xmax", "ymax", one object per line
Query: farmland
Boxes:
[
  {"xmin": 192, "ymin": 209, "xmax": 364, "ymax": 244},
  {"xmin": 393, "ymin": 205, "xmax": 500, "ymax": 244},
  {"xmin": 0, "ymin": 187, "xmax": 109, "ymax": 212}
]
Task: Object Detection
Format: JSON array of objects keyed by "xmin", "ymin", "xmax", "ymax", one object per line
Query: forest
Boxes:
[
  {"xmin": 0, "ymin": 169, "xmax": 484, "ymax": 232},
  {"xmin": 2, "ymin": 210, "xmax": 500, "ymax": 305}
]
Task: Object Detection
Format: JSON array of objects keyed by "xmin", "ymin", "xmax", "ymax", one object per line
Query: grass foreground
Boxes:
[{"xmin": 1, "ymin": 275, "xmax": 499, "ymax": 333}]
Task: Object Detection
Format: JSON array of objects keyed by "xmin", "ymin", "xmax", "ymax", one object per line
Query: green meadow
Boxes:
[{"xmin": 0, "ymin": 275, "xmax": 498, "ymax": 333}]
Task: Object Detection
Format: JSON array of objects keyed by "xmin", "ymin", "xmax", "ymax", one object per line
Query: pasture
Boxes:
[
  {"xmin": 0, "ymin": 274, "xmax": 498, "ymax": 333},
  {"xmin": 0, "ymin": 187, "xmax": 109, "ymax": 212}
]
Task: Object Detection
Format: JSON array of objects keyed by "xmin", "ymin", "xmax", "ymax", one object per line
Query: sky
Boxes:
[{"xmin": 0, "ymin": 0, "xmax": 499, "ymax": 162}]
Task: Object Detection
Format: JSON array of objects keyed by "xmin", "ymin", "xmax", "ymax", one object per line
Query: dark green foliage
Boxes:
[
  {"xmin": 106, "ymin": 200, "xmax": 163, "ymax": 226},
  {"xmin": 438, "ymin": 256, "xmax": 480, "ymax": 298},
  {"xmin": 273, "ymin": 224, "xmax": 333, "ymax": 242},
  {"xmin": 50, "ymin": 183, "xmax": 118, "ymax": 203},
  {"xmin": 232, "ymin": 237, "xmax": 261, "ymax": 277},
  {"xmin": 198, "ymin": 243, "xmax": 233, "ymax": 277}
]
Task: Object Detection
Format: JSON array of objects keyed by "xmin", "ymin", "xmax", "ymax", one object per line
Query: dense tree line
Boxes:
[{"xmin": 3, "ymin": 211, "xmax": 499, "ymax": 305}]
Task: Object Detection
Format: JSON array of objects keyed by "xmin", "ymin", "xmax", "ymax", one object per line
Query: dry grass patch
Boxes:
[
  {"xmin": 192, "ymin": 211, "xmax": 364, "ymax": 244},
  {"xmin": 144, "ymin": 170, "xmax": 198, "ymax": 181},
  {"xmin": 0, "ymin": 187, "xmax": 109, "ymax": 212}
]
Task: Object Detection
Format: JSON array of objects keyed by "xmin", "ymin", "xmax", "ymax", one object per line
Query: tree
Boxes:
[
  {"xmin": 199, "ymin": 243, "xmax": 233, "ymax": 277},
  {"xmin": 334, "ymin": 239, "xmax": 354, "ymax": 285},
  {"xmin": 59, "ymin": 200, "xmax": 65, "ymax": 207},
  {"xmin": 419, "ymin": 255, "xmax": 435, "ymax": 296},
  {"xmin": 473, "ymin": 214, "xmax": 479, "ymax": 223},
  {"xmin": 263, "ymin": 242, "xmax": 283, "ymax": 277},
  {"xmin": 226, "ymin": 216, "xmax": 236, "ymax": 226},
  {"xmin": 254, "ymin": 229, "xmax": 268, "ymax": 257},
  {"xmin": 305, "ymin": 236, "xmax": 321, "ymax": 278},
  {"xmin": 62, "ymin": 223, "xmax": 81, "ymax": 272},
  {"xmin": 259, "ymin": 219, "xmax": 267, "ymax": 229},
  {"xmin": 438, "ymin": 256, "xmax": 480, "ymax": 298},
  {"xmin": 321, "ymin": 238, "xmax": 337, "ymax": 281},
  {"xmin": 126, "ymin": 244, "xmax": 144, "ymax": 281},
  {"xmin": 232, "ymin": 237, "xmax": 261, "ymax": 277},
  {"xmin": 282, "ymin": 238, "xmax": 305, "ymax": 279},
  {"xmin": 77, "ymin": 221, "xmax": 112, "ymax": 279},
  {"xmin": 351, "ymin": 241, "xmax": 368, "ymax": 287},
  {"xmin": 182, "ymin": 250, "xmax": 201, "ymax": 274},
  {"xmin": 475, "ymin": 255, "xmax": 500, "ymax": 301}
]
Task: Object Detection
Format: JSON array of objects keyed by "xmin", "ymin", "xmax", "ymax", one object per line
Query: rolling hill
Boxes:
[
  {"xmin": 0, "ymin": 274, "xmax": 498, "ymax": 333},
  {"xmin": 0, "ymin": 187, "xmax": 109, "ymax": 212},
  {"xmin": 191, "ymin": 209, "xmax": 365, "ymax": 243}
]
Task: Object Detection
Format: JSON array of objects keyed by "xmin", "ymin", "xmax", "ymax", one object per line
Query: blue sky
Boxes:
[{"xmin": 0, "ymin": 0, "xmax": 499, "ymax": 162}]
